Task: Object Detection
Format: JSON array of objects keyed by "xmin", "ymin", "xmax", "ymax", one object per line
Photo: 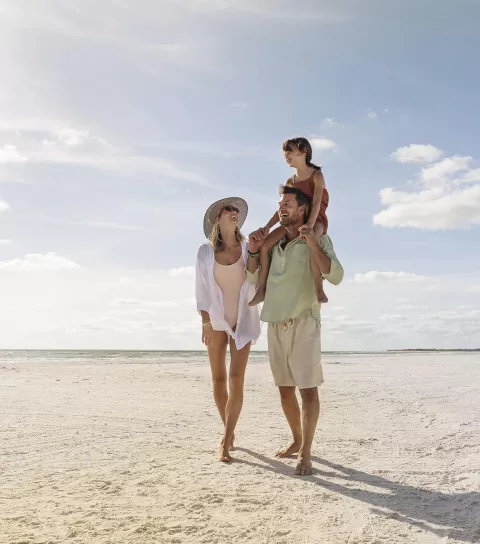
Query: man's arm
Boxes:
[{"xmin": 305, "ymin": 233, "xmax": 344, "ymax": 286}]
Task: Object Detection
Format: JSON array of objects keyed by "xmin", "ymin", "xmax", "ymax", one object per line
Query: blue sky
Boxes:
[{"xmin": 1, "ymin": 0, "xmax": 479, "ymax": 350}]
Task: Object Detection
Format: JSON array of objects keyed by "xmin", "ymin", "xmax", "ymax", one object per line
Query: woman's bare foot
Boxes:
[
  {"xmin": 295, "ymin": 451, "xmax": 313, "ymax": 476},
  {"xmin": 229, "ymin": 433, "xmax": 235, "ymax": 451},
  {"xmin": 249, "ymin": 286, "xmax": 265, "ymax": 307},
  {"xmin": 219, "ymin": 442, "xmax": 233, "ymax": 463},
  {"xmin": 275, "ymin": 441, "xmax": 301, "ymax": 458}
]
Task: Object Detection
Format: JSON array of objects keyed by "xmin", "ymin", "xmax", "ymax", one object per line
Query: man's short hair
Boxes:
[{"xmin": 279, "ymin": 184, "xmax": 311, "ymax": 221}]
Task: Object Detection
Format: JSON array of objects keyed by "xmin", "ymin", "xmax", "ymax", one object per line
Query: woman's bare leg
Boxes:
[
  {"xmin": 311, "ymin": 223, "xmax": 328, "ymax": 303},
  {"xmin": 249, "ymin": 226, "xmax": 286, "ymax": 306},
  {"xmin": 207, "ymin": 329, "xmax": 229, "ymax": 427},
  {"xmin": 219, "ymin": 337, "xmax": 251, "ymax": 462}
]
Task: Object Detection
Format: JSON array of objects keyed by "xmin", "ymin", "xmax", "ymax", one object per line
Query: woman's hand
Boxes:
[
  {"xmin": 202, "ymin": 322, "xmax": 213, "ymax": 348},
  {"xmin": 248, "ymin": 232, "xmax": 265, "ymax": 253},
  {"xmin": 250, "ymin": 226, "xmax": 269, "ymax": 241}
]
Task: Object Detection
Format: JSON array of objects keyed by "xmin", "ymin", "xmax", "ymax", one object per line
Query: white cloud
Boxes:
[
  {"xmin": 0, "ymin": 145, "xmax": 28, "ymax": 163},
  {"xmin": 353, "ymin": 271, "xmax": 430, "ymax": 283},
  {"xmin": 374, "ymin": 184, "xmax": 480, "ymax": 230},
  {"xmin": 0, "ymin": 198, "xmax": 11, "ymax": 211},
  {"xmin": 69, "ymin": 221, "xmax": 147, "ymax": 232},
  {"xmin": 390, "ymin": 144, "xmax": 443, "ymax": 164},
  {"xmin": 0, "ymin": 125, "xmax": 206, "ymax": 184},
  {"xmin": 113, "ymin": 298, "xmax": 142, "ymax": 306},
  {"xmin": 466, "ymin": 286, "xmax": 480, "ymax": 293},
  {"xmin": 310, "ymin": 138, "xmax": 337, "ymax": 151},
  {"xmin": 1, "ymin": 264, "xmax": 479, "ymax": 350},
  {"xmin": 374, "ymin": 148, "xmax": 480, "ymax": 230},
  {"xmin": 380, "ymin": 314, "xmax": 408, "ymax": 321},
  {"xmin": 396, "ymin": 304, "xmax": 428, "ymax": 310},
  {"xmin": 232, "ymin": 102, "xmax": 247, "ymax": 109},
  {"xmin": 54, "ymin": 127, "xmax": 89, "ymax": 146},
  {"xmin": 366, "ymin": 110, "xmax": 378, "ymax": 120},
  {"xmin": 113, "ymin": 298, "xmax": 179, "ymax": 308},
  {"xmin": 177, "ymin": 0, "xmax": 349, "ymax": 21},
  {"xmin": 119, "ymin": 277, "xmax": 137, "ymax": 285},
  {"xmin": 168, "ymin": 266, "xmax": 195, "ymax": 277},
  {"xmin": 320, "ymin": 118, "xmax": 340, "ymax": 129},
  {"xmin": 0, "ymin": 239, "xmax": 12, "ymax": 245},
  {"xmin": 0, "ymin": 252, "xmax": 81, "ymax": 271},
  {"xmin": 420, "ymin": 155, "xmax": 471, "ymax": 186},
  {"xmin": 456, "ymin": 168, "xmax": 480, "ymax": 185}
]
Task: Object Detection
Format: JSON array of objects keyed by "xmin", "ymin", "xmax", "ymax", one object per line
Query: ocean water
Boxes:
[
  {"xmin": 0, "ymin": 349, "xmax": 393, "ymax": 365},
  {"xmin": 1, "ymin": 349, "xmax": 474, "ymax": 365}
]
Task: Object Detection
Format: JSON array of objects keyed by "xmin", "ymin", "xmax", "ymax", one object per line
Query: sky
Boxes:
[{"xmin": 1, "ymin": 0, "xmax": 479, "ymax": 351}]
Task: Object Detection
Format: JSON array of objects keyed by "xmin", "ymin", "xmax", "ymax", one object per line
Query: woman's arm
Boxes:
[
  {"xmin": 195, "ymin": 246, "xmax": 210, "ymax": 315},
  {"xmin": 305, "ymin": 171, "xmax": 325, "ymax": 228},
  {"xmin": 195, "ymin": 247, "xmax": 214, "ymax": 346}
]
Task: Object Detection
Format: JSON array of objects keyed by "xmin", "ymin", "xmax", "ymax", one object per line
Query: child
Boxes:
[{"xmin": 249, "ymin": 137, "xmax": 329, "ymax": 307}]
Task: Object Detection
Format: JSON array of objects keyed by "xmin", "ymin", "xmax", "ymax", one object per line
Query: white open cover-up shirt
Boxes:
[{"xmin": 195, "ymin": 240, "xmax": 261, "ymax": 350}]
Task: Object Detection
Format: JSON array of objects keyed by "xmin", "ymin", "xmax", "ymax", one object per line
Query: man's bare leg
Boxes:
[
  {"xmin": 296, "ymin": 387, "xmax": 320, "ymax": 476},
  {"xmin": 219, "ymin": 338, "xmax": 251, "ymax": 463},
  {"xmin": 275, "ymin": 386, "xmax": 303, "ymax": 458}
]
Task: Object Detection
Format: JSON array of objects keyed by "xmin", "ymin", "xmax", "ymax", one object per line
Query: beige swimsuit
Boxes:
[{"xmin": 213, "ymin": 255, "xmax": 246, "ymax": 329}]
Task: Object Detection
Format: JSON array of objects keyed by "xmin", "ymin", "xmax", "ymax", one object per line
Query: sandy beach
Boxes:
[{"xmin": 1, "ymin": 351, "xmax": 480, "ymax": 543}]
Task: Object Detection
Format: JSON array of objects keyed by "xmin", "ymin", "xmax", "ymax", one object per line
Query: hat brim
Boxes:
[{"xmin": 203, "ymin": 197, "xmax": 248, "ymax": 239}]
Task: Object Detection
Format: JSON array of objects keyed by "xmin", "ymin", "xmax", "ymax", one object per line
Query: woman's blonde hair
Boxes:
[{"xmin": 208, "ymin": 214, "xmax": 245, "ymax": 252}]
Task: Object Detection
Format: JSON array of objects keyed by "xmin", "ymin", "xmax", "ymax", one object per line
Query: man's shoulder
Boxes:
[{"xmin": 319, "ymin": 234, "xmax": 335, "ymax": 249}]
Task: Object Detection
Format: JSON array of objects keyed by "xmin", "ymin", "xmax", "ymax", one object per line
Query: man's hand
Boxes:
[{"xmin": 298, "ymin": 223, "xmax": 314, "ymax": 241}]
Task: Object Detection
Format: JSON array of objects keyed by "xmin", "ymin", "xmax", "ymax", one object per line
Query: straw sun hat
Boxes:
[{"xmin": 203, "ymin": 197, "xmax": 248, "ymax": 239}]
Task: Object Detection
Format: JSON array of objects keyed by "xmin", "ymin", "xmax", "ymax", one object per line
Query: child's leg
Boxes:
[
  {"xmin": 249, "ymin": 226, "xmax": 286, "ymax": 307},
  {"xmin": 311, "ymin": 223, "xmax": 328, "ymax": 304}
]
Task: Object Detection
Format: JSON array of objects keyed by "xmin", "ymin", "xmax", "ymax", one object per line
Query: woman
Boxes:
[{"xmin": 195, "ymin": 197, "xmax": 261, "ymax": 463}]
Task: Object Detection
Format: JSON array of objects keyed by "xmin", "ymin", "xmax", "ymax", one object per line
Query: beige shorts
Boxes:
[{"xmin": 267, "ymin": 314, "xmax": 324, "ymax": 389}]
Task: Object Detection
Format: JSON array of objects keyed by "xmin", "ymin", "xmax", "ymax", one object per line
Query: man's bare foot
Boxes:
[
  {"xmin": 249, "ymin": 287, "xmax": 265, "ymax": 307},
  {"xmin": 295, "ymin": 452, "xmax": 313, "ymax": 476},
  {"xmin": 275, "ymin": 441, "xmax": 301, "ymax": 458},
  {"xmin": 219, "ymin": 443, "xmax": 233, "ymax": 463}
]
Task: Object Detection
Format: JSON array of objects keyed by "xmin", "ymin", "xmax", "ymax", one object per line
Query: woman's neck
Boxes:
[{"xmin": 219, "ymin": 228, "xmax": 239, "ymax": 249}]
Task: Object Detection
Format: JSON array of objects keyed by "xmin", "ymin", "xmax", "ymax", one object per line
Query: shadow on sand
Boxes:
[{"xmin": 235, "ymin": 447, "xmax": 480, "ymax": 543}]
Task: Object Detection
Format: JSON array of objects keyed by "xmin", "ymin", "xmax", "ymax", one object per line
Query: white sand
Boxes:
[{"xmin": 1, "ymin": 352, "xmax": 480, "ymax": 544}]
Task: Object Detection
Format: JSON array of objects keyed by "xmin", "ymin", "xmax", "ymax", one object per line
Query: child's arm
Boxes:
[
  {"xmin": 305, "ymin": 171, "xmax": 325, "ymax": 228},
  {"xmin": 251, "ymin": 211, "xmax": 279, "ymax": 241},
  {"xmin": 264, "ymin": 211, "xmax": 279, "ymax": 230}
]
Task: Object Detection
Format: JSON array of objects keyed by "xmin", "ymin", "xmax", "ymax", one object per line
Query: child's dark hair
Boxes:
[
  {"xmin": 279, "ymin": 184, "xmax": 311, "ymax": 223},
  {"xmin": 282, "ymin": 137, "xmax": 322, "ymax": 171}
]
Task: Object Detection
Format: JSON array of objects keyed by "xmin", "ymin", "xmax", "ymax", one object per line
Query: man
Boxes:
[{"xmin": 246, "ymin": 185, "xmax": 344, "ymax": 476}]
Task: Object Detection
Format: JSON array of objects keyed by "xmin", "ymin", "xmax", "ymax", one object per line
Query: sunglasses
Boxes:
[{"xmin": 222, "ymin": 206, "xmax": 239, "ymax": 213}]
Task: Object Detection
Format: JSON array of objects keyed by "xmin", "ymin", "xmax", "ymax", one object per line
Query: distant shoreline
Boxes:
[
  {"xmin": 387, "ymin": 349, "xmax": 480, "ymax": 352},
  {"xmin": 0, "ymin": 348, "xmax": 479, "ymax": 353}
]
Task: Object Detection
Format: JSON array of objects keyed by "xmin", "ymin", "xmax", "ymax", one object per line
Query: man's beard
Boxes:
[{"xmin": 279, "ymin": 212, "xmax": 300, "ymax": 227}]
